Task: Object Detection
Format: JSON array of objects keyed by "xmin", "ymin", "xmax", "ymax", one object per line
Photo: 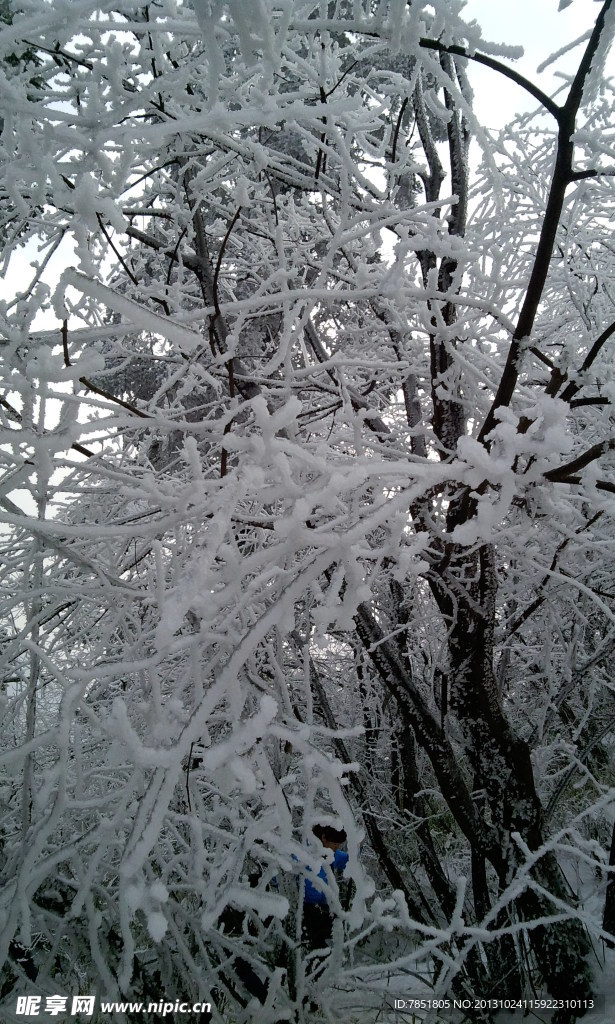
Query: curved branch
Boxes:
[
  {"xmin": 418, "ymin": 37, "xmax": 561, "ymax": 120},
  {"xmin": 390, "ymin": 96, "xmax": 409, "ymax": 168}
]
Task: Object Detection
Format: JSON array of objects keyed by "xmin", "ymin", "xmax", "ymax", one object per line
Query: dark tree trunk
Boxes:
[{"xmin": 602, "ymin": 820, "xmax": 615, "ymax": 947}]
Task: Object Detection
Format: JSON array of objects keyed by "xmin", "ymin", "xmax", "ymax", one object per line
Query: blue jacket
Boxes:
[{"xmin": 303, "ymin": 849, "xmax": 349, "ymax": 906}]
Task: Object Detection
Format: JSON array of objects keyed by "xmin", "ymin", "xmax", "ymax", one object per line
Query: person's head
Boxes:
[{"xmin": 312, "ymin": 824, "xmax": 347, "ymax": 851}]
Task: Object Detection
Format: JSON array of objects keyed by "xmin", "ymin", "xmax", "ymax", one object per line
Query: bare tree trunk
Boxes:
[{"xmin": 602, "ymin": 821, "xmax": 615, "ymax": 947}]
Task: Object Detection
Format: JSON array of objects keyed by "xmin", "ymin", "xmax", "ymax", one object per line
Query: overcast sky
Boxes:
[{"xmin": 464, "ymin": 0, "xmax": 607, "ymax": 126}]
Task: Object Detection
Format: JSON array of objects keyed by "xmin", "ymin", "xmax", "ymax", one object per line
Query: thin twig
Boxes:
[{"xmin": 62, "ymin": 320, "xmax": 150, "ymax": 420}]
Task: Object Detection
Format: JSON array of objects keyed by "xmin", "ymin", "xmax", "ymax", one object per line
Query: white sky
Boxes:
[{"xmin": 465, "ymin": 0, "xmax": 607, "ymax": 126}]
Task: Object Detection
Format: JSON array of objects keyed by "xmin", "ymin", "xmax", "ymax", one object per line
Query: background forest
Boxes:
[{"xmin": 1, "ymin": 1, "xmax": 615, "ymax": 1022}]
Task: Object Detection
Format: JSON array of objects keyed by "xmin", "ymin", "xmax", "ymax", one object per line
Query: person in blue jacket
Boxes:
[{"xmin": 301, "ymin": 825, "xmax": 348, "ymax": 951}]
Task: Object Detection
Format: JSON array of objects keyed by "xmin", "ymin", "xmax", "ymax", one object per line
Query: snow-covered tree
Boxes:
[{"xmin": 1, "ymin": 2, "xmax": 615, "ymax": 1021}]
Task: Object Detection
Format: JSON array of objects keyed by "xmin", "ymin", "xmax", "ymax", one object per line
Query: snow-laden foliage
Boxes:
[{"xmin": 1, "ymin": 2, "xmax": 615, "ymax": 1021}]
